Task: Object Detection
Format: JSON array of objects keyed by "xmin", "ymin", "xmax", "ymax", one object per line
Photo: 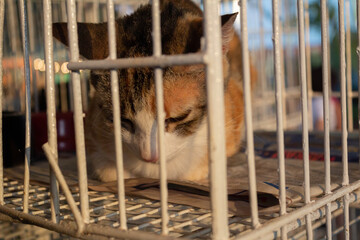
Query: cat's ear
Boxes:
[
  {"xmin": 53, "ymin": 22, "xmax": 109, "ymax": 59},
  {"xmin": 188, "ymin": 13, "xmax": 238, "ymax": 54},
  {"xmin": 221, "ymin": 13, "xmax": 238, "ymax": 54},
  {"xmin": 159, "ymin": 0, "xmax": 168, "ymax": 8}
]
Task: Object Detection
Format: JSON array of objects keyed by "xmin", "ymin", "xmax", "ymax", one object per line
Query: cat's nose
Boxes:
[
  {"xmin": 141, "ymin": 154, "xmax": 158, "ymax": 163},
  {"xmin": 138, "ymin": 132, "xmax": 158, "ymax": 163},
  {"xmin": 140, "ymin": 148, "xmax": 158, "ymax": 163}
]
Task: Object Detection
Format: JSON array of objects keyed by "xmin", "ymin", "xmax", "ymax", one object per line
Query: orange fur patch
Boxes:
[
  {"xmin": 163, "ymin": 79, "xmax": 200, "ymax": 118},
  {"xmin": 224, "ymin": 77, "xmax": 244, "ymax": 157}
]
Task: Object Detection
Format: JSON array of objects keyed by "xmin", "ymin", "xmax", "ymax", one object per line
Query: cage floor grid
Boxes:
[{"xmin": 2, "ymin": 177, "xmax": 360, "ymax": 239}]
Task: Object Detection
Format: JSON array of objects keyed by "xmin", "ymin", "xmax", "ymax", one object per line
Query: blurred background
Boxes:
[{"xmin": 1, "ymin": 0, "xmax": 358, "ymax": 131}]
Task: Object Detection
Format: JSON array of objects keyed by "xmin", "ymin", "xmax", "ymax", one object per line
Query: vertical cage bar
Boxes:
[
  {"xmin": 77, "ymin": 0, "xmax": 87, "ymax": 112},
  {"xmin": 305, "ymin": 0, "xmax": 313, "ymax": 130},
  {"xmin": 203, "ymin": 0, "xmax": 229, "ymax": 238},
  {"xmin": 7, "ymin": 0, "xmax": 21, "ymax": 111},
  {"xmin": 106, "ymin": 0, "xmax": 127, "ymax": 230},
  {"xmin": 320, "ymin": 0, "xmax": 332, "ymax": 238},
  {"xmin": 338, "ymin": 0, "xmax": 350, "ymax": 239},
  {"xmin": 345, "ymin": 1, "xmax": 353, "ymax": 131},
  {"xmin": 19, "ymin": 0, "xmax": 31, "ymax": 214},
  {"xmin": 326, "ymin": 8, "xmax": 332, "ymax": 94},
  {"xmin": 258, "ymin": 0, "xmax": 266, "ymax": 95},
  {"xmin": 151, "ymin": 0, "xmax": 169, "ymax": 235},
  {"xmin": 297, "ymin": 0, "xmax": 313, "ymax": 239},
  {"xmin": 61, "ymin": 2, "xmax": 68, "ymax": 30},
  {"xmin": 278, "ymin": 0, "xmax": 287, "ymax": 130},
  {"xmin": 272, "ymin": 0, "xmax": 287, "ymax": 238},
  {"xmin": 60, "ymin": 1, "xmax": 72, "ymax": 112},
  {"xmin": 92, "ymin": 0, "xmax": 100, "ymax": 23},
  {"xmin": 0, "ymin": 0, "xmax": 4, "ymax": 205},
  {"xmin": 77, "ymin": 0, "xmax": 84, "ymax": 21},
  {"xmin": 343, "ymin": 196, "xmax": 350, "ymax": 239},
  {"xmin": 43, "ymin": 0, "xmax": 60, "ymax": 223},
  {"xmin": 339, "ymin": 0, "xmax": 349, "ymax": 190},
  {"xmin": 283, "ymin": 0, "xmax": 295, "ymax": 98},
  {"xmin": 66, "ymin": 0, "xmax": 90, "ymax": 223},
  {"xmin": 239, "ymin": 0, "xmax": 260, "ymax": 228}
]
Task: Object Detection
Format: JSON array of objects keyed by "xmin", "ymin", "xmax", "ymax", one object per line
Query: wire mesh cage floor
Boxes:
[
  {"xmin": 1, "ymin": 176, "xmax": 360, "ymax": 240},
  {"xmin": 2, "ymin": 148, "xmax": 360, "ymax": 240}
]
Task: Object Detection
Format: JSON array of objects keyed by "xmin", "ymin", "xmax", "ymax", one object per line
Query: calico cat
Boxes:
[{"xmin": 53, "ymin": 0, "xmax": 256, "ymax": 182}]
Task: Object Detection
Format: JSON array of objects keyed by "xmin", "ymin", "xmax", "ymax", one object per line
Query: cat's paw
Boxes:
[
  {"xmin": 97, "ymin": 167, "xmax": 117, "ymax": 182},
  {"xmin": 183, "ymin": 167, "xmax": 208, "ymax": 182},
  {"xmin": 96, "ymin": 167, "xmax": 132, "ymax": 182}
]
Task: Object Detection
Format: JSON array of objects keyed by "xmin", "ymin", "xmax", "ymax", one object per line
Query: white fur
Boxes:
[{"xmin": 89, "ymin": 109, "xmax": 208, "ymax": 182}]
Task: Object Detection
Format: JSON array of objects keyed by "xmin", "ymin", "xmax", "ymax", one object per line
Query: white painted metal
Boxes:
[
  {"xmin": 240, "ymin": 0, "xmax": 260, "ymax": 229},
  {"xmin": 326, "ymin": 7, "xmax": 333, "ymax": 96},
  {"xmin": 304, "ymin": 0, "xmax": 313, "ymax": 130},
  {"xmin": 203, "ymin": 1, "xmax": 229, "ymax": 238},
  {"xmin": 257, "ymin": 0, "xmax": 266, "ymax": 96},
  {"xmin": 338, "ymin": 0, "xmax": 350, "ymax": 239},
  {"xmin": 67, "ymin": 53, "xmax": 206, "ymax": 70},
  {"xmin": 278, "ymin": 0, "xmax": 287, "ymax": 131},
  {"xmin": 272, "ymin": 0, "xmax": 287, "ymax": 239},
  {"xmin": 27, "ymin": 0, "xmax": 39, "ymax": 113},
  {"xmin": 19, "ymin": 0, "xmax": 32, "ymax": 214},
  {"xmin": 42, "ymin": 143, "xmax": 85, "ymax": 233},
  {"xmin": 60, "ymin": 0, "xmax": 72, "ymax": 113},
  {"xmin": 296, "ymin": 0, "xmax": 313, "ymax": 239},
  {"xmin": 320, "ymin": 0, "xmax": 333, "ymax": 238},
  {"xmin": 76, "ymin": 0, "xmax": 88, "ymax": 112},
  {"xmin": 66, "ymin": 0, "xmax": 90, "ymax": 223},
  {"xmin": 0, "ymin": 0, "xmax": 3, "ymax": 206},
  {"xmin": 106, "ymin": 0, "xmax": 127, "ymax": 230},
  {"xmin": 151, "ymin": 0, "xmax": 169, "ymax": 235},
  {"xmin": 345, "ymin": 1, "xmax": 353, "ymax": 132},
  {"xmin": 77, "ymin": 0, "xmax": 84, "ymax": 21},
  {"xmin": 92, "ymin": 0, "xmax": 99, "ymax": 22},
  {"xmin": 43, "ymin": 0, "xmax": 60, "ymax": 223}
]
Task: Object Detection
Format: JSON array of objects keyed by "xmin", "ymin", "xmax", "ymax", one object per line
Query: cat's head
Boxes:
[{"xmin": 53, "ymin": 2, "xmax": 238, "ymax": 165}]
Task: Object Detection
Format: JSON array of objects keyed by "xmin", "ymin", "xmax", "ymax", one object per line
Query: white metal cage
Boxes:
[{"xmin": 0, "ymin": 0, "xmax": 360, "ymax": 239}]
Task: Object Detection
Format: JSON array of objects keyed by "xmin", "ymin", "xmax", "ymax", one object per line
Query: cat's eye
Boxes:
[
  {"xmin": 165, "ymin": 110, "xmax": 191, "ymax": 125},
  {"xmin": 121, "ymin": 118, "xmax": 135, "ymax": 133}
]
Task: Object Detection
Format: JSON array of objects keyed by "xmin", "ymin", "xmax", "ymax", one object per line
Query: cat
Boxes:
[{"xmin": 53, "ymin": 0, "xmax": 256, "ymax": 182}]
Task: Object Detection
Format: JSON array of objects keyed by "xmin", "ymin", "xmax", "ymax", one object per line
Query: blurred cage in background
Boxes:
[
  {"xmin": 3, "ymin": 0, "xmax": 358, "ymax": 131},
  {"xmin": 1, "ymin": 0, "xmax": 360, "ymax": 239}
]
